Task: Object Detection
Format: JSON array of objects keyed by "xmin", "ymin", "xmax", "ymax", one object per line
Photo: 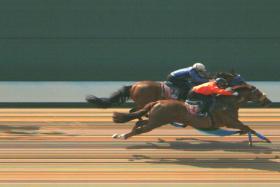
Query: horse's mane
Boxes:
[
  {"xmin": 215, "ymin": 72, "xmax": 236, "ymax": 79},
  {"xmin": 214, "ymin": 72, "xmax": 236, "ymax": 83}
]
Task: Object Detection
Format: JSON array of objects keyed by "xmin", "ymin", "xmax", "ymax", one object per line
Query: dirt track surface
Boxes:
[{"xmin": 0, "ymin": 108, "xmax": 279, "ymax": 186}]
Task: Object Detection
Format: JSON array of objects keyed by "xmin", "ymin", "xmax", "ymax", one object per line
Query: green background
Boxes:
[{"xmin": 0, "ymin": 0, "xmax": 279, "ymax": 81}]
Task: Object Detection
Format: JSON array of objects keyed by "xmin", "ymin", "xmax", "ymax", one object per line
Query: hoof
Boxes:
[
  {"xmin": 119, "ymin": 134, "xmax": 127, "ymax": 140},
  {"xmin": 112, "ymin": 133, "xmax": 119, "ymax": 139}
]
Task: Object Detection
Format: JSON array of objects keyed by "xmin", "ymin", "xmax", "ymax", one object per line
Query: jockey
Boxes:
[
  {"xmin": 167, "ymin": 62, "xmax": 209, "ymax": 100},
  {"xmin": 188, "ymin": 78, "xmax": 238, "ymax": 117}
]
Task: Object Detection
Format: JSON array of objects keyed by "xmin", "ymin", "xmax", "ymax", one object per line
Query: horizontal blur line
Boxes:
[
  {"xmin": 0, "ymin": 37, "xmax": 280, "ymax": 40},
  {"xmin": 0, "ymin": 102, "xmax": 280, "ymax": 108}
]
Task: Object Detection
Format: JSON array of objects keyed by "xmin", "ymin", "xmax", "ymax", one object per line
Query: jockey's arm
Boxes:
[
  {"xmin": 169, "ymin": 68, "xmax": 192, "ymax": 84},
  {"xmin": 189, "ymin": 69, "xmax": 209, "ymax": 84},
  {"xmin": 212, "ymin": 86, "xmax": 233, "ymax": 96}
]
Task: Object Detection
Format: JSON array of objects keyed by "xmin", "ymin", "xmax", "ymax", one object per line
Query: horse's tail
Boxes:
[
  {"xmin": 109, "ymin": 85, "xmax": 132, "ymax": 104},
  {"xmin": 113, "ymin": 101, "xmax": 157, "ymax": 123},
  {"xmin": 86, "ymin": 85, "xmax": 132, "ymax": 108}
]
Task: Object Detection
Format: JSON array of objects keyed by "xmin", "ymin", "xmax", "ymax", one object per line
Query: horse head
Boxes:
[{"xmin": 233, "ymin": 84, "xmax": 272, "ymax": 107}]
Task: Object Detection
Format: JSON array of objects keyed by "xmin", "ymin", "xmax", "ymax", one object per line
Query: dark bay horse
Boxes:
[{"xmin": 112, "ymin": 84, "xmax": 272, "ymax": 146}]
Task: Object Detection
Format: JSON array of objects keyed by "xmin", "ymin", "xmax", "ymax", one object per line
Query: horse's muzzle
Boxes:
[{"xmin": 261, "ymin": 98, "xmax": 272, "ymax": 107}]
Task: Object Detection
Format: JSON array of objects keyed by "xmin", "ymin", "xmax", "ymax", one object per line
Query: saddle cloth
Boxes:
[{"xmin": 185, "ymin": 100, "xmax": 203, "ymax": 115}]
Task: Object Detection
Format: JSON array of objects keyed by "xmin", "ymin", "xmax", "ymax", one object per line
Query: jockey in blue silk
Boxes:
[{"xmin": 167, "ymin": 62, "xmax": 209, "ymax": 100}]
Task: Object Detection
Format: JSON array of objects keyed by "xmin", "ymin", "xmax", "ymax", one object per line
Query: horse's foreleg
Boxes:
[
  {"xmin": 231, "ymin": 120, "xmax": 254, "ymax": 146},
  {"xmin": 228, "ymin": 118, "xmax": 271, "ymax": 146}
]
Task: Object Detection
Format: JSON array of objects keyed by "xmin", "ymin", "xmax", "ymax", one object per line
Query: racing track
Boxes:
[{"xmin": 0, "ymin": 108, "xmax": 279, "ymax": 186}]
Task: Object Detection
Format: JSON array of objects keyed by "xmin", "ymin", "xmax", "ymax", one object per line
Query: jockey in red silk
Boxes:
[
  {"xmin": 188, "ymin": 78, "xmax": 238, "ymax": 117},
  {"xmin": 192, "ymin": 80, "xmax": 233, "ymax": 96},
  {"xmin": 167, "ymin": 62, "xmax": 209, "ymax": 100}
]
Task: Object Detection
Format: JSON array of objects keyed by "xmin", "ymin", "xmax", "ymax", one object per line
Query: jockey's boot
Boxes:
[
  {"xmin": 178, "ymin": 89, "xmax": 190, "ymax": 101},
  {"xmin": 197, "ymin": 104, "xmax": 209, "ymax": 118}
]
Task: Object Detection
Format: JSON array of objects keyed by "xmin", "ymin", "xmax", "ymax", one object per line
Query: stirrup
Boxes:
[{"xmin": 197, "ymin": 112, "xmax": 208, "ymax": 118}]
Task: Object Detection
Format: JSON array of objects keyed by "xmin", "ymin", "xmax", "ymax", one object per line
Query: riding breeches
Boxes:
[{"xmin": 167, "ymin": 75, "xmax": 192, "ymax": 100}]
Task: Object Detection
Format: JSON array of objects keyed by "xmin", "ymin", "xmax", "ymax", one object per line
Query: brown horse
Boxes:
[
  {"xmin": 86, "ymin": 81, "xmax": 176, "ymax": 111},
  {"xmin": 86, "ymin": 72, "xmax": 237, "ymax": 111},
  {"xmin": 112, "ymin": 84, "xmax": 272, "ymax": 146}
]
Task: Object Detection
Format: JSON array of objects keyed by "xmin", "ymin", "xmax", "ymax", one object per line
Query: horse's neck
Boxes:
[
  {"xmin": 217, "ymin": 86, "xmax": 252, "ymax": 107},
  {"xmin": 216, "ymin": 96, "xmax": 243, "ymax": 110}
]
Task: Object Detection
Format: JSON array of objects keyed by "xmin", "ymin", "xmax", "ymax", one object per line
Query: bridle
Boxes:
[
  {"xmin": 251, "ymin": 88, "xmax": 267, "ymax": 102},
  {"xmin": 232, "ymin": 84, "xmax": 267, "ymax": 103}
]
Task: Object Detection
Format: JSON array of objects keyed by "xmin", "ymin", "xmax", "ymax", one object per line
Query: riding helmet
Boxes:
[
  {"xmin": 215, "ymin": 78, "xmax": 228, "ymax": 89},
  {"xmin": 193, "ymin": 62, "xmax": 206, "ymax": 72}
]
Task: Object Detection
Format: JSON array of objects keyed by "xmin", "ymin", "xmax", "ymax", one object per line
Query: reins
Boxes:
[{"xmin": 232, "ymin": 84, "xmax": 252, "ymax": 91}]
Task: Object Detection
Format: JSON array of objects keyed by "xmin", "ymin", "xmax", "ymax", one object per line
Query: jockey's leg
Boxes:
[
  {"xmin": 179, "ymin": 87, "xmax": 191, "ymax": 101},
  {"xmin": 200, "ymin": 96, "xmax": 209, "ymax": 113},
  {"xmin": 188, "ymin": 91, "xmax": 209, "ymax": 117},
  {"xmin": 204, "ymin": 96, "xmax": 216, "ymax": 114},
  {"xmin": 167, "ymin": 76, "xmax": 189, "ymax": 100}
]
